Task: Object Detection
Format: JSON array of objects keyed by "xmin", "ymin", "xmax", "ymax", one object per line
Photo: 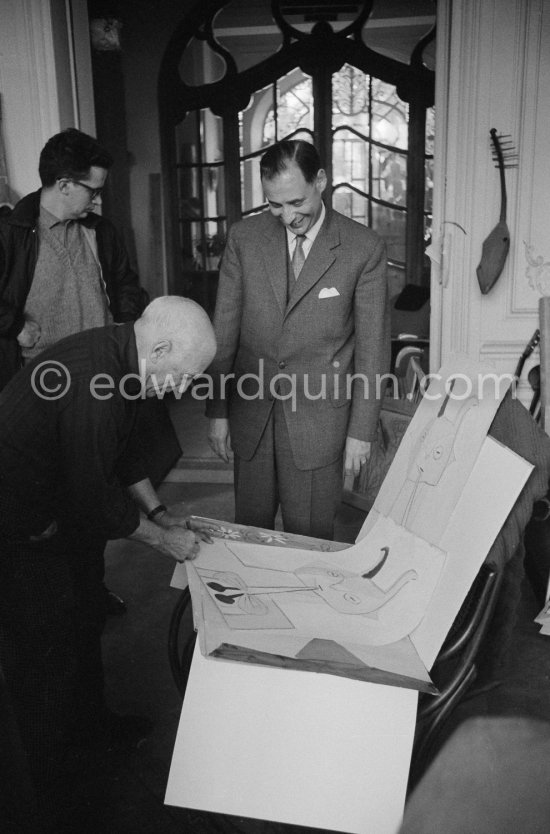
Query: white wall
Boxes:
[
  {"xmin": 0, "ymin": 0, "xmax": 62, "ymax": 199},
  {"xmin": 0, "ymin": 0, "xmax": 95, "ymax": 201}
]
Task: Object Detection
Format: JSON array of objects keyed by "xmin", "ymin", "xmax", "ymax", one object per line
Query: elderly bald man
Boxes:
[{"xmin": 0, "ymin": 296, "xmax": 215, "ymax": 824}]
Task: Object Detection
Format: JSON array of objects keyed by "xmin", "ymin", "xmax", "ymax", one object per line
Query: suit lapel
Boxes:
[
  {"xmin": 286, "ymin": 208, "xmax": 340, "ymax": 315},
  {"xmin": 260, "ymin": 216, "xmax": 288, "ymax": 316}
]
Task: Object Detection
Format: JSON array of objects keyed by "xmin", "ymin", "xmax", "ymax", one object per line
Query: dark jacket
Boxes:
[
  {"xmin": 0, "ymin": 190, "xmax": 147, "ymax": 389},
  {"xmin": 0, "ymin": 322, "xmax": 144, "ymax": 540}
]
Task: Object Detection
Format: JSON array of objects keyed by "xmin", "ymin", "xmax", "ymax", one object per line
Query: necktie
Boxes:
[{"xmin": 292, "ymin": 234, "xmax": 306, "ymax": 279}]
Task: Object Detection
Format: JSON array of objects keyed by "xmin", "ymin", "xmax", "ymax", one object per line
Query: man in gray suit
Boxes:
[{"xmin": 207, "ymin": 139, "xmax": 390, "ymax": 540}]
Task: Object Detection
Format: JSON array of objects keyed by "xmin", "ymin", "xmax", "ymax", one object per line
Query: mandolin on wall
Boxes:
[{"xmin": 476, "ymin": 128, "xmax": 518, "ymax": 294}]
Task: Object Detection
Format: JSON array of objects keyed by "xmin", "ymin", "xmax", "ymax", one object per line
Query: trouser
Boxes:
[
  {"xmin": 0, "ymin": 528, "xmax": 107, "ymax": 823},
  {"xmin": 233, "ymin": 400, "xmax": 343, "ymax": 540}
]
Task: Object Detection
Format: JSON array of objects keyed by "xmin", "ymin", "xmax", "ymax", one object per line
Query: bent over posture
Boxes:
[{"xmin": 0, "ymin": 296, "xmax": 215, "ymax": 826}]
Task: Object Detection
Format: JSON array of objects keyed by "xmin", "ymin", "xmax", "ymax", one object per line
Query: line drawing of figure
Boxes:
[
  {"xmin": 390, "ymin": 379, "xmax": 479, "ymax": 534},
  {"xmin": 201, "ymin": 546, "xmax": 417, "ymax": 620},
  {"xmin": 293, "ymin": 563, "xmax": 417, "ymax": 616}
]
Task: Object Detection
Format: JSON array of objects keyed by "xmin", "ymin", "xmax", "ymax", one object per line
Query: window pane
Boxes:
[
  {"xmin": 175, "ymin": 109, "xmax": 226, "ymax": 271},
  {"xmin": 332, "ymin": 186, "xmax": 367, "ymax": 226},
  {"xmin": 332, "ymin": 65, "xmax": 370, "ymax": 134},
  {"xmin": 373, "ymin": 150, "xmax": 407, "ymax": 205},
  {"xmin": 371, "ymin": 204, "xmax": 406, "ymax": 265},
  {"xmin": 333, "ymin": 128, "xmax": 369, "ymax": 190},
  {"xmin": 425, "ymin": 107, "xmax": 435, "ymax": 155},
  {"xmin": 240, "ymin": 70, "xmax": 314, "ymax": 215},
  {"xmin": 263, "ymin": 70, "xmax": 313, "ymax": 144},
  {"xmin": 371, "ymin": 79, "xmax": 408, "ymax": 150},
  {"xmin": 332, "ymin": 65, "xmax": 409, "ymax": 261}
]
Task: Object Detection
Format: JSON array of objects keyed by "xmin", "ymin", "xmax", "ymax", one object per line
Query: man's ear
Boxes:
[
  {"xmin": 150, "ymin": 339, "xmax": 171, "ymax": 364},
  {"xmin": 57, "ymin": 178, "xmax": 70, "ymax": 195},
  {"xmin": 316, "ymin": 169, "xmax": 327, "ymax": 194}
]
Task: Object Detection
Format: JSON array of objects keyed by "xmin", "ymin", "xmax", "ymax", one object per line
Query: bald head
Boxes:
[{"xmin": 134, "ymin": 296, "xmax": 216, "ymax": 397}]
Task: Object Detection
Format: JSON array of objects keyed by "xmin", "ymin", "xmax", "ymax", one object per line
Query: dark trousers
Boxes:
[
  {"xmin": 234, "ymin": 401, "xmax": 343, "ymax": 540},
  {"xmin": 0, "ymin": 529, "xmax": 106, "ymax": 823}
]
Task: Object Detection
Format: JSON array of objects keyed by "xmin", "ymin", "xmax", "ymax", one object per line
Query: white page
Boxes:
[
  {"xmin": 358, "ymin": 361, "xmax": 511, "ymax": 545},
  {"xmin": 166, "ymin": 644, "xmax": 417, "ymax": 834},
  {"xmin": 411, "ymin": 436, "xmax": 533, "ymax": 666}
]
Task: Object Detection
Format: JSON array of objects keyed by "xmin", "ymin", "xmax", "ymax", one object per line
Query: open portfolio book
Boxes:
[
  {"xmin": 171, "ymin": 362, "xmax": 534, "ymax": 695},
  {"xmin": 179, "ymin": 516, "xmax": 444, "ymax": 694}
]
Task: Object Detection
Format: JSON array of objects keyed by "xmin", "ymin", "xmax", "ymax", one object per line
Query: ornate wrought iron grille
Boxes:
[{"xmin": 159, "ymin": 0, "xmax": 435, "ymax": 293}]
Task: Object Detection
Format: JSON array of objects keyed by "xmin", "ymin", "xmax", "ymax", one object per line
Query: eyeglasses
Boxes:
[{"xmin": 63, "ymin": 179, "xmax": 104, "ymax": 200}]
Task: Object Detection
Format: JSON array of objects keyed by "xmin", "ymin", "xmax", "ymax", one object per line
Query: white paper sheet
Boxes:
[
  {"xmin": 359, "ymin": 360, "xmax": 512, "ymax": 547},
  {"xmin": 165, "ymin": 643, "xmax": 417, "ymax": 834},
  {"xmin": 411, "ymin": 436, "xmax": 533, "ymax": 666}
]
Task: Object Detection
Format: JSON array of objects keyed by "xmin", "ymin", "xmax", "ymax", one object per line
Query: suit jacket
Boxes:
[{"xmin": 206, "ymin": 206, "xmax": 390, "ymax": 470}]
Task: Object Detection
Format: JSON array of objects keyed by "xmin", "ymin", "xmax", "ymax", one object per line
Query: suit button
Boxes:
[{"xmin": 278, "ymin": 361, "xmax": 286, "ymax": 369}]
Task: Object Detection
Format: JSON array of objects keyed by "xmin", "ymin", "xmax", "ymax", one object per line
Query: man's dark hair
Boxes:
[
  {"xmin": 38, "ymin": 128, "xmax": 113, "ymax": 187},
  {"xmin": 260, "ymin": 140, "xmax": 321, "ymax": 184}
]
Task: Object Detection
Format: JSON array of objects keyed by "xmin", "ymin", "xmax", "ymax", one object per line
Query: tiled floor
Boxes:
[{"xmin": 39, "ymin": 394, "xmax": 550, "ymax": 831}]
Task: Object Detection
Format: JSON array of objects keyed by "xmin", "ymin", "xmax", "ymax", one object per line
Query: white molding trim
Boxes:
[
  {"xmin": 511, "ymin": 0, "xmax": 547, "ymax": 315},
  {"xmin": 0, "ymin": 0, "xmax": 61, "ymax": 196},
  {"xmin": 66, "ymin": 0, "xmax": 96, "ymax": 135},
  {"xmin": 479, "ymin": 340, "xmax": 539, "ymax": 360},
  {"xmin": 427, "ymin": 0, "xmax": 451, "ymax": 373}
]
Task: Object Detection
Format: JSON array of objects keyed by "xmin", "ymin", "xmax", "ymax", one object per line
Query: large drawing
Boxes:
[{"xmin": 186, "ymin": 515, "xmax": 446, "ymax": 691}]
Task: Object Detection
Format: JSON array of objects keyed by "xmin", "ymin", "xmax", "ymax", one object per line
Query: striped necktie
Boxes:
[{"xmin": 291, "ymin": 234, "xmax": 306, "ymax": 279}]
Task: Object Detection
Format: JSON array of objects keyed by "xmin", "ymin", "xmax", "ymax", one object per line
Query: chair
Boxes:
[
  {"xmin": 168, "ymin": 586, "xmax": 195, "ymax": 698},
  {"xmin": 408, "ymin": 561, "xmax": 504, "ymax": 790},
  {"xmin": 403, "ymin": 354, "xmax": 427, "ymax": 404}
]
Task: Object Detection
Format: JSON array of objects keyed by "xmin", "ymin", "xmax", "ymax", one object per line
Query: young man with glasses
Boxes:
[{"xmin": 0, "ymin": 127, "xmax": 145, "ymax": 382}]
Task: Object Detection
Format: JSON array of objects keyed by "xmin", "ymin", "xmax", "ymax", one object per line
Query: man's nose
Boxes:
[
  {"xmin": 92, "ymin": 193, "xmax": 102, "ymax": 206},
  {"xmin": 281, "ymin": 207, "xmax": 295, "ymax": 225}
]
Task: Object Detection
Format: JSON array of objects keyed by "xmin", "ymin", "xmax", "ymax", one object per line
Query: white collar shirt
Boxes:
[{"xmin": 286, "ymin": 201, "xmax": 326, "ymax": 260}]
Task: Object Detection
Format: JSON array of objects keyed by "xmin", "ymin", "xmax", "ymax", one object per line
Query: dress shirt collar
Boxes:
[
  {"xmin": 39, "ymin": 204, "xmax": 68, "ymax": 230},
  {"xmin": 286, "ymin": 201, "xmax": 326, "ymax": 251}
]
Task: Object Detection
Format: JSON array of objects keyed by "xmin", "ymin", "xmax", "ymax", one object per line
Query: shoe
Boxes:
[{"xmin": 104, "ymin": 585, "xmax": 127, "ymax": 616}]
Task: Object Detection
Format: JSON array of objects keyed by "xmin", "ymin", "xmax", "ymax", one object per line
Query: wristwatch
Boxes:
[{"xmin": 147, "ymin": 504, "xmax": 167, "ymax": 522}]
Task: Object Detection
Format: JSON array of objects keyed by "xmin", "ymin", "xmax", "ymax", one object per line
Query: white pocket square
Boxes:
[{"xmin": 318, "ymin": 287, "xmax": 340, "ymax": 299}]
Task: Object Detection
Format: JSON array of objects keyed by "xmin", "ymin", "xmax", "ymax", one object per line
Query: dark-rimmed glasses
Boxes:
[{"xmin": 63, "ymin": 179, "xmax": 104, "ymax": 200}]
